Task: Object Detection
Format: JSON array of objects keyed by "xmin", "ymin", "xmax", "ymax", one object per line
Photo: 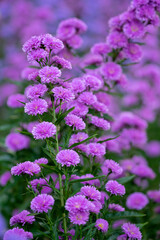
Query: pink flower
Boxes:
[
  {"xmin": 69, "ymin": 211, "xmax": 89, "ymax": 225},
  {"xmin": 5, "ymin": 133, "xmax": 30, "ymax": 152},
  {"xmin": 65, "ymin": 195, "xmax": 92, "ymax": 213},
  {"xmin": 65, "ymin": 114, "xmax": 86, "ymax": 130},
  {"xmin": 39, "ymin": 66, "xmax": 61, "ymax": 83},
  {"xmin": 126, "ymin": 192, "xmax": 149, "ymax": 210},
  {"xmin": 52, "ymin": 86, "xmax": 75, "ymax": 103},
  {"xmin": 78, "ymin": 92, "xmax": 97, "ymax": 105},
  {"xmin": 105, "ymin": 180, "xmax": 125, "ymax": 196},
  {"xmin": 101, "ymin": 62, "xmax": 122, "ymax": 80},
  {"xmin": 24, "ymin": 99, "xmax": 48, "ymax": 116},
  {"xmin": 87, "ymin": 143, "xmax": 106, "ymax": 156},
  {"xmin": 56, "ymin": 149, "xmax": 80, "ymax": 167},
  {"xmin": 32, "ymin": 121, "xmax": 56, "ymax": 139},
  {"xmin": 89, "ymin": 115, "xmax": 110, "ymax": 130},
  {"xmin": 10, "ymin": 210, "xmax": 35, "ymax": 226},
  {"xmin": 80, "ymin": 186, "xmax": 101, "ymax": 201},
  {"xmin": 102, "ymin": 159, "xmax": 123, "ymax": 176},
  {"xmin": 11, "ymin": 161, "xmax": 41, "ymax": 176},
  {"xmin": 31, "ymin": 194, "xmax": 54, "ymax": 213},
  {"xmin": 25, "ymin": 84, "xmax": 47, "ymax": 100},
  {"xmin": 4, "ymin": 227, "xmax": 33, "ymax": 240},
  {"xmin": 95, "ymin": 218, "xmax": 109, "ymax": 232},
  {"xmin": 108, "ymin": 203, "xmax": 125, "ymax": 212},
  {"xmin": 7, "ymin": 94, "xmax": 26, "ymax": 108},
  {"xmin": 122, "ymin": 222, "xmax": 142, "ymax": 240}
]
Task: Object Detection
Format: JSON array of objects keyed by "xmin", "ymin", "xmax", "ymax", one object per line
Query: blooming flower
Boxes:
[
  {"xmin": 123, "ymin": 19, "xmax": 145, "ymax": 39},
  {"xmin": 102, "ymin": 159, "xmax": 123, "ymax": 176},
  {"xmin": 78, "ymin": 91, "xmax": 97, "ymax": 105},
  {"xmin": 7, "ymin": 94, "xmax": 26, "ymax": 108},
  {"xmin": 11, "ymin": 161, "xmax": 41, "ymax": 176},
  {"xmin": 34, "ymin": 158, "xmax": 48, "ymax": 165},
  {"xmin": 95, "ymin": 218, "xmax": 109, "ymax": 232},
  {"xmin": 87, "ymin": 143, "xmax": 106, "ymax": 156},
  {"xmin": 67, "ymin": 102, "xmax": 88, "ymax": 117},
  {"xmin": 32, "ymin": 121, "xmax": 56, "ymax": 139},
  {"xmin": 147, "ymin": 190, "xmax": 160, "ymax": 203},
  {"xmin": 80, "ymin": 174, "xmax": 100, "ymax": 186},
  {"xmin": 51, "ymin": 56, "xmax": 72, "ymax": 69},
  {"xmin": 101, "ymin": 62, "xmax": 122, "ymax": 80},
  {"xmin": 4, "ymin": 227, "xmax": 33, "ymax": 240},
  {"xmin": 89, "ymin": 115, "xmax": 110, "ymax": 130},
  {"xmin": 83, "ymin": 74, "xmax": 102, "ymax": 91},
  {"xmin": 131, "ymin": 164, "xmax": 156, "ymax": 179},
  {"xmin": 42, "ymin": 34, "xmax": 64, "ymax": 53},
  {"xmin": 0, "ymin": 171, "xmax": 11, "ymax": 186},
  {"xmin": 24, "ymin": 99, "xmax": 48, "ymax": 116},
  {"xmin": 39, "ymin": 66, "xmax": 61, "ymax": 83},
  {"xmin": 65, "ymin": 195, "xmax": 92, "ymax": 213},
  {"xmin": 5, "ymin": 133, "xmax": 30, "ymax": 152},
  {"xmin": 71, "ymin": 77, "xmax": 86, "ymax": 93},
  {"xmin": 25, "ymin": 84, "xmax": 48, "ymax": 100},
  {"xmin": 52, "ymin": 86, "xmax": 75, "ymax": 102},
  {"xmin": 31, "ymin": 194, "xmax": 54, "ymax": 213},
  {"xmin": 29, "ymin": 178, "xmax": 52, "ymax": 194},
  {"xmin": 10, "ymin": 210, "xmax": 35, "ymax": 226},
  {"xmin": 56, "ymin": 149, "xmax": 80, "ymax": 167},
  {"xmin": 91, "ymin": 42, "xmax": 111, "ymax": 55},
  {"xmin": 65, "ymin": 114, "xmax": 86, "ymax": 130},
  {"xmin": 108, "ymin": 203, "xmax": 125, "ymax": 212},
  {"xmin": 106, "ymin": 31, "xmax": 128, "ymax": 49},
  {"xmin": 122, "ymin": 222, "xmax": 142, "ymax": 240},
  {"xmin": 89, "ymin": 200, "xmax": 103, "ymax": 214},
  {"xmin": 105, "ymin": 180, "xmax": 125, "ymax": 196},
  {"xmin": 124, "ymin": 43, "xmax": 143, "ymax": 62},
  {"xmin": 80, "ymin": 186, "xmax": 101, "ymax": 201},
  {"xmin": 126, "ymin": 192, "xmax": 149, "ymax": 210},
  {"xmin": 69, "ymin": 211, "xmax": 89, "ymax": 225}
]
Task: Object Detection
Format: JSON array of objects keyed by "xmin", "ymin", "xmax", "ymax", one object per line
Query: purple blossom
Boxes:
[
  {"xmin": 42, "ymin": 34, "xmax": 64, "ymax": 53},
  {"xmin": 89, "ymin": 200, "xmax": 103, "ymax": 214},
  {"xmin": 69, "ymin": 132, "xmax": 89, "ymax": 150},
  {"xmin": 83, "ymin": 74, "xmax": 102, "ymax": 91},
  {"xmin": 131, "ymin": 164, "xmax": 156, "ymax": 179},
  {"xmin": 102, "ymin": 159, "xmax": 123, "ymax": 176},
  {"xmin": 4, "ymin": 227, "xmax": 33, "ymax": 240},
  {"xmin": 31, "ymin": 194, "xmax": 54, "ymax": 213},
  {"xmin": 126, "ymin": 192, "xmax": 149, "ymax": 210},
  {"xmin": 89, "ymin": 115, "xmax": 110, "ymax": 130},
  {"xmin": 108, "ymin": 203, "xmax": 125, "ymax": 212},
  {"xmin": 25, "ymin": 84, "xmax": 47, "ymax": 100},
  {"xmin": 0, "ymin": 171, "xmax": 11, "ymax": 186},
  {"xmin": 71, "ymin": 77, "xmax": 86, "ymax": 94},
  {"xmin": 123, "ymin": 20, "xmax": 145, "ymax": 39},
  {"xmin": 11, "ymin": 161, "xmax": 41, "ymax": 176},
  {"xmin": 67, "ymin": 102, "xmax": 88, "ymax": 117},
  {"xmin": 95, "ymin": 219, "xmax": 109, "ymax": 232},
  {"xmin": 80, "ymin": 174, "xmax": 100, "ymax": 187},
  {"xmin": 91, "ymin": 42, "xmax": 111, "ymax": 55},
  {"xmin": 51, "ymin": 56, "xmax": 72, "ymax": 69},
  {"xmin": 80, "ymin": 186, "xmax": 101, "ymax": 201},
  {"xmin": 93, "ymin": 101, "xmax": 109, "ymax": 114},
  {"xmin": 65, "ymin": 114, "xmax": 86, "ymax": 130},
  {"xmin": 39, "ymin": 66, "xmax": 61, "ymax": 83},
  {"xmin": 22, "ymin": 35, "xmax": 41, "ymax": 53},
  {"xmin": 78, "ymin": 91, "xmax": 97, "ymax": 105},
  {"xmin": 147, "ymin": 190, "xmax": 160, "ymax": 203},
  {"xmin": 56, "ymin": 149, "xmax": 80, "ymax": 167},
  {"xmin": 122, "ymin": 222, "xmax": 142, "ymax": 240},
  {"xmin": 69, "ymin": 211, "xmax": 89, "ymax": 225},
  {"xmin": 65, "ymin": 195, "xmax": 92, "ymax": 213},
  {"xmin": 52, "ymin": 86, "xmax": 75, "ymax": 103},
  {"xmin": 101, "ymin": 62, "xmax": 122, "ymax": 80},
  {"xmin": 7, "ymin": 94, "xmax": 26, "ymax": 108},
  {"xmin": 32, "ymin": 121, "xmax": 56, "ymax": 140},
  {"xmin": 29, "ymin": 178, "xmax": 52, "ymax": 194},
  {"xmin": 66, "ymin": 34, "xmax": 83, "ymax": 49},
  {"xmin": 10, "ymin": 210, "xmax": 35, "ymax": 226},
  {"xmin": 5, "ymin": 133, "xmax": 30, "ymax": 152},
  {"xmin": 106, "ymin": 31, "xmax": 128, "ymax": 49},
  {"xmin": 27, "ymin": 49, "xmax": 48, "ymax": 63},
  {"xmin": 87, "ymin": 143, "xmax": 106, "ymax": 156},
  {"xmin": 105, "ymin": 180, "xmax": 125, "ymax": 196},
  {"xmin": 34, "ymin": 158, "xmax": 48, "ymax": 165},
  {"xmin": 124, "ymin": 43, "xmax": 142, "ymax": 62},
  {"xmin": 24, "ymin": 99, "xmax": 48, "ymax": 116}
]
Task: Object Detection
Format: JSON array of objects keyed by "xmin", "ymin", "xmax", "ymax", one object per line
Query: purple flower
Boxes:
[
  {"xmin": 7, "ymin": 94, "xmax": 26, "ymax": 108},
  {"xmin": 56, "ymin": 149, "xmax": 80, "ymax": 167},
  {"xmin": 87, "ymin": 143, "xmax": 106, "ymax": 156},
  {"xmin": 80, "ymin": 174, "xmax": 100, "ymax": 187},
  {"xmin": 66, "ymin": 34, "xmax": 83, "ymax": 49},
  {"xmin": 65, "ymin": 195, "xmax": 91, "ymax": 213},
  {"xmin": 90, "ymin": 200, "xmax": 102, "ymax": 214},
  {"xmin": 101, "ymin": 62, "xmax": 122, "ymax": 80},
  {"xmin": 42, "ymin": 34, "xmax": 64, "ymax": 53},
  {"xmin": 80, "ymin": 186, "xmax": 101, "ymax": 201},
  {"xmin": 122, "ymin": 222, "xmax": 142, "ymax": 240},
  {"xmin": 123, "ymin": 20, "xmax": 145, "ymax": 39},
  {"xmin": 31, "ymin": 194, "xmax": 54, "ymax": 213},
  {"xmin": 83, "ymin": 74, "xmax": 102, "ymax": 91},
  {"xmin": 95, "ymin": 219, "xmax": 109, "ymax": 232},
  {"xmin": 102, "ymin": 159, "xmax": 123, "ymax": 176},
  {"xmin": 25, "ymin": 84, "xmax": 47, "ymax": 100},
  {"xmin": 89, "ymin": 115, "xmax": 110, "ymax": 130},
  {"xmin": 65, "ymin": 114, "xmax": 86, "ymax": 130},
  {"xmin": 11, "ymin": 161, "xmax": 41, "ymax": 176},
  {"xmin": 67, "ymin": 102, "xmax": 88, "ymax": 117},
  {"xmin": 105, "ymin": 180, "xmax": 125, "ymax": 196},
  {"xmin": 126, "ymin": 192, "xmax": 149, "ymax": 210},
  {"xmin": 24, "ymin": 99, "xmax": 48, "ymax": 116},
  {"xmin": 69, "ymin": 211, "xmax": 89, "ymax": 225},
  {"xmin": 10, "ymin": 210, "xmax": 35, "ymax": 226},
  {"xmin": 71, "ymin": 78, "xmax": 86, "ymax": 93},
  {"xmin": 29, "ymin": 178, "xmax": 52, "ymax": 194},
  {"xmin": 32, "ymin": 121, "xmax": 56, "ymax": 140},
  {"xmin": 124, "ymin": 43, "xmax": 142, "ymax": 62},
  {"xmin": 145, "ymin": 141, "xmax": 160, "ymax": 157},
  {"xmin": 108, "ymin": 203, "xmax": 125, "ymax": 212},
  {"xmin": 52, "ymin": 86, "xmax": 75, "ymax": 103},
  {"xmin": 5, "ymin": 133, "xmax": 30, "ymax": 152},
  {"xmin": 78, "ymin": 92, "xmax": 97, "ymax": 105},
  {"xmin": 51, "ymin": 56, "xmax": 72, "ymax": 69},
  {"xmin": 4, "ymin": 227, "xmax": 33, "ymax": 240},
  {"xmin": 147, "ymin": 190, "xmax": 160, "ymax": 203},
  {"xmin": 106, "ymin": 31, "xmax": 128, "ymax": 49},
  {"xmin": 27, "ymin": 49, "xmax": 48, "ymax": 63},
  {"xmin": 93, "ymin": 101, "xmax": 109, "ymax": 114},
  {"xmin": 22, "ymin": 35, "xmax": 41, "ymax": 53},
  {"xmin": 0, "ymin": 171, "xmax": 11, "ymax": 186},
  {"xmin": 91, "ymin": 42, "xmax": 111, "ymax": 55},
  {"xmin": 34, "ymin": 158, "xmax": 48, "ymax": 165},
  {"xmin": 39, "ymin": 66, "xmax": 61, "ymax": 83},
  {"xmin": 131, "ymin": 164, "xmax": 156, "ymax": 179}
]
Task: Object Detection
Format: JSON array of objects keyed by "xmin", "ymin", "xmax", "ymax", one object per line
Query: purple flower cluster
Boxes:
[
  {"xmin": 11, "ymin": 161, "xmax": 41, "ymax": 176},
  {"xmin": 31, "ymin": 194, "xmax": 54, "ymax": 213}
]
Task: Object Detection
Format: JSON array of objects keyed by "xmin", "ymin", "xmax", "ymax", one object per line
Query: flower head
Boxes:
[
  {"xmin": 51, "ymin": 56, "xmax": 72, "ymax": 69},
  {"xmin": 95, "ymin": 218, "xmax": 109, "ymax": 232},
  {"xmin": 102, "ymin": 159, "xmax": 123, "ymax": 176},
  {"xmin": 89, "ymin": 115, "xmax": 110, "ymax": 130},
  {"xmin": 32, "ymin": 121, "xmax": 56, "ymax": 139},
  {"xmin": 39, "ymin": 66, "xmax": 61, "ymax": 83},
  {"xmin": 7, "ymin": 94, "xmax": 26, "ymax": 108},
  {"xmin": 56, "ymin": 149, "xmax": 80, "ymax": 167},
  {"xmin": 24, "ymin": 99, "xmax": 48, "ymax": 116},
  {"xmin": 34, "ymin": 158, "xmax": 48, "ymax": 165},
  {"xmin": 4, "ymin": 227, "xmax": 33, "ymax": 240},
  {"xmin": 69, "ymin": 211, "xmax": 89, "ymax": 225},
  {"xmin": 78, "ymin": 92, "xmax": 97, "ymax": 105},
  {"xmin": 52, "ymin": 86, "xmax": 75, "ymax": 103},
  {"xmin": 5, "ymin": 133, "xmax": 30, "ymax": 152},
  {"xmin": 108, "ymin": 203, "xmax": 125, "ymax": 212},
  {"xmin": 80, "ymin": 186, "xmax": 101, "ymax": 201},
  {"xmin": 31, "ymin": 194, "xmax": 54, "ymax": 213},
  {"xmin": 123, "ymin": 20, "xmax": 145, "ymax": 39},
  {"xmin": 65, "ymin": 195, "xmax": 91, "ymax": 213},
  {"xmin": 122, "ymin": 222, "xmax": 142, "ymax": 240},
  {"xmin": 105, "ymin": 180, "xmax": 125, "ymax": 196},
  {"xmin": 126, "ymin": 192, "xmax": 149, "ymax": 210},
  {"xmin": 101, "ymin": 62, "xmax": 122, "ymax": 80},
  {"xmin": 11, "ymin": 161, "xmax": 41, "ymax": 176},
  {"xmin": 87, "ymin": 143, "xmax": 106, "ymax": 156},
  {"xmin": 106, "ymin": 31, "xmax": 128, "ymax": 49},
  {"xmin": 10, "ymin": 210, "xmax": 35, "ymax": 226},
  {"xmin": 91, "ymin": 43, "xmax": 111, "ymax": 55},
  {"xmin": 65, "ymin": 114, "xmax": 86, "ymax": 130},
  {"xmin": 25, "ymin": 84, "xmax": 47, "ymax": 100}
]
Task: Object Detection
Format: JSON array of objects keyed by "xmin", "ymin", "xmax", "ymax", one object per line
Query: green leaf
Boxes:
[
  {"xmin": 70, "ymin": 175, "xmax": 106, "ymax": 184},
  {"xmin": 103, "ymin": 113, "xmax": 114, "ymax": 121},
  {"xmin": 121, "ymin": 62, "xmax": 138, "ymax": 67},
  {"xmin": 55, "ymin": 107, "xmax": 75, "ymax": 125},
  {"xmin": 82, "ymin": 223, "xmax": 95, "ymax": 232},
  {"xmin": 117, "ymin": 175, "xmax": 135, "ymax": 184},
  {"xmin": 40, "ymin": 164, "xmax": 59, "ymax": 172},
  {"xmin": 17, "ymin": 130, "xmax": 32, "ymax": 136},
  {"xmin": 85, "ymin": 64, "xmax": 99, "ymax": 69},
  {"xmin": 97, "ymin": 135, "xmax": 119, "ymax": 144},
  {"xmin": 105, "ymin": 211, "xmax": 145, "ymax": 219},
  {"xmin": 107, "ymin": 233, "xmax": 120, "ymax": 240},
  {"xmin": 137, "ymin": 222, "xmax": 148, "ymax": 229},
  {"xmin": 69, "ymin": 134, "xmax": 97, "ymax": 149}
]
